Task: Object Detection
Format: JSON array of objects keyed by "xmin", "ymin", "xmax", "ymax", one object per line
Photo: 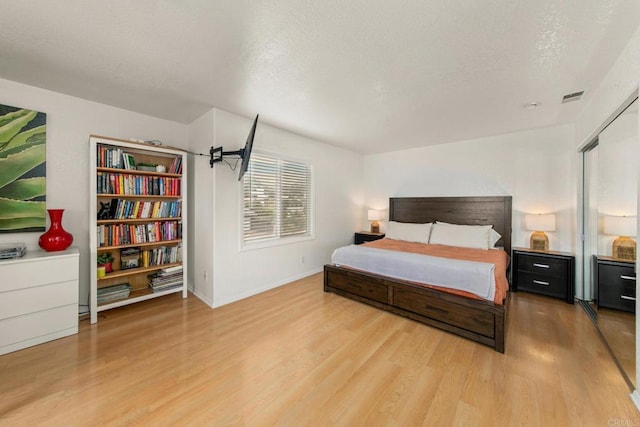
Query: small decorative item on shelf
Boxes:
[
  {"xmin": 38, "ymin": 209, "xmax": 73, "ymax": 252},
  {"xmin": 120, "ymin": 247, "xmax": 140, "ymax": 270},
  {"xmin": 97, "ymin": 252, "xmax": 114, "ymax": 273},
  {"xmin": 97, "ymin": 201, "xmax": 111, "ymax": 220},
  {"xmin": 136, "ymin": 162, "xmax": 158, "ymax": 172}
]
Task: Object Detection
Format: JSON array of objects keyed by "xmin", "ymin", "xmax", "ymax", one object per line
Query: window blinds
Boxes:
[{"xmin": 242, "ymin": 153, "xmax": 312, "ymax": 244}]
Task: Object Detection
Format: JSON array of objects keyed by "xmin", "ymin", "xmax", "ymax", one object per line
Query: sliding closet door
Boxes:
[{"xmin": 596, "ymin": 98, "xmax": 638, "ymax": 387}]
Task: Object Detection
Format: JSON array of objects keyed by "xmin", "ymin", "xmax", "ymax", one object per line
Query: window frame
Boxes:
[{"xmin": 239, "ymin": 150, "xmax": 315, "ymax": 251}]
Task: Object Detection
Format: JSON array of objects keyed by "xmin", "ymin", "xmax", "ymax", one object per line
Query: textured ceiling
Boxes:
[{"xmin": 0, "ymin": 1, "xmax": 638, "ymax": 153}]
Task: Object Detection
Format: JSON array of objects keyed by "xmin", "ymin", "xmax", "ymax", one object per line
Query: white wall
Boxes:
[
  {"xmin": 0, "ymin": 77, "xmax": 188, "ymax": 312},
  {"xmin": 204, "ymin": 108, "xmax": 363, "ymax": 307},
  {"xmin": 363, "ymin": 124, "xmax": 576, "ymax": 252},
  {"xmin": 187, "ymin": 110, "xmax": 215, "ymax": 306}
]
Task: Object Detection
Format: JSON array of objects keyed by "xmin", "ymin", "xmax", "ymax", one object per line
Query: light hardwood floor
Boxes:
[
  {"xmin": 598, "ymin": 307, "xmax": 636, "ymax": 387},
  {"xmin": 1, "ymin": 273, "xmax": 638, "ymax": 426}
]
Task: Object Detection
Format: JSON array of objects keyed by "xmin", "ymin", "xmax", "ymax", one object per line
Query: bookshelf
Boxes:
[{"xmin": 89, "ymin": 135, "xmax": 188, "ymax": 324}]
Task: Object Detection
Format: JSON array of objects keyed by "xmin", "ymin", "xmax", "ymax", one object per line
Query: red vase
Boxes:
[{"xmin": 39, "ymin": 209, "xmax": 73, "ymax": 251}]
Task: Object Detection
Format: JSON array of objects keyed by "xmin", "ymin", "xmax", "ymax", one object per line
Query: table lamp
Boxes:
[
  {"xmin": 603, "ymin": 215, "xmax": 637, "ymax": 260},
  {"xmin": 368, "ymin": 209, "xmax": 383, "ymax": 234},
  {"xmin": 525, "ymin": 214, "xmax": 556, "ymax": 251}
]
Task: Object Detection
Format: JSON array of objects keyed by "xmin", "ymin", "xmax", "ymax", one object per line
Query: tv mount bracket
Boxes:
[{"xmin": 209, "ymin": 146, "xmax": 245, "ymax": 168}]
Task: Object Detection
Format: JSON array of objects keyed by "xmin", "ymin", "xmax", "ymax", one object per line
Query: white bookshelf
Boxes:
[{"xmin": 89, "ymin": 135, "xmax": 188, "ymax": 323}]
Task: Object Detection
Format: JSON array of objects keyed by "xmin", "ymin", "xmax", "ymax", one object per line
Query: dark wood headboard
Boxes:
[{"xmin": 389, "ymin": 196, "xmax": 512, "ymax": 254}]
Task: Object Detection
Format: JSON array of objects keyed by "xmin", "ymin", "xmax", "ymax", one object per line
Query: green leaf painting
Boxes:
[{"xmin": 0, "ymin": 104, "xmax": 46, "ymax": 232}]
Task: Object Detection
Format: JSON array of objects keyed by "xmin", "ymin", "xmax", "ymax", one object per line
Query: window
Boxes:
[{"xmin": 242, "ymin": 152, "xmax": 313, "ymax": 246}]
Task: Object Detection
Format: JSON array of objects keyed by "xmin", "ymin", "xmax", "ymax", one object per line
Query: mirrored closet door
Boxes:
[{"xmin": 582, "ymin": 97, "xmax": 638, "ymax": 388}]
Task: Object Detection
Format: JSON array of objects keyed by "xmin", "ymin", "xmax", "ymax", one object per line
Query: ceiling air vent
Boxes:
[{"xmin": 561, "ymin": 90, "xmax": 585, "ymax": 103}]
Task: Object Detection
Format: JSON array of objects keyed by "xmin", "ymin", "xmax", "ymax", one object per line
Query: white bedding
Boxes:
[{"xmin": 331, "ymin": 244, "xmax": 497, "ymax": 301}]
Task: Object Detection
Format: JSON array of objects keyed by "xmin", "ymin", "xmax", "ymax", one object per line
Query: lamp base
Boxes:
[
  {"xmin": 612, "ymin": 237, "xmax": 636, "ymax": 261},
  {"xmin": 530, "ymin": 231, "xmax": 549, "ymax": 251},
  {"xmin": 370, "ymin": 221, "xmax": 380, "ymax": 234}
]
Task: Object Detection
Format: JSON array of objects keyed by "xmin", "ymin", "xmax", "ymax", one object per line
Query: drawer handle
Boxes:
[
  {"xmin": 533, "ymin": 280, "xmax": 550, "ymax": 286},
  {"xmin": 533, "ymin": 263, "xmax": 550, "ymax": 269},
  {"xmin": 620, "ymin": 275, "xmax": 636, "ymax": 281},
  {"xmin": 621, "ymin": 295, "xmax": 636, "ymax": 301}
]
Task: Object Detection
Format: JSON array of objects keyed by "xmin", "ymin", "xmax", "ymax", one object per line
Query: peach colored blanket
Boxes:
[{"xmin": 363, "ymin": 239, "xmax": 509, "ymax": 304}]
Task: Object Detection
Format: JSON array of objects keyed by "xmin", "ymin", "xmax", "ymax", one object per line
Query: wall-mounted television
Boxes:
[{"xmin": 209, "ymin": 114, "xmax": 259, "ymax": 180}]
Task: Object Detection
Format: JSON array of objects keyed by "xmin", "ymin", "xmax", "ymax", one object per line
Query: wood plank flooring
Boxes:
[
  {"xmin": 598, "ymin": 307, "xmax": 636, "ymax": 387},
  {"xmin": 1, "ymin": 273, "xmax": 638, "ymax": 426}
]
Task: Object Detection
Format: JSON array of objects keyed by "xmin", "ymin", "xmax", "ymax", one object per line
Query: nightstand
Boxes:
[
  {"xmin": 512, "ymin": 247, "xmax": 575, "ymax": 304},
  {"xmin": 354, "ymin": 231, "xmax": 385, "ymax": 245},
  {"xmin": 595, "ymin": 256, "xmax": 636, "ymax": 312}
]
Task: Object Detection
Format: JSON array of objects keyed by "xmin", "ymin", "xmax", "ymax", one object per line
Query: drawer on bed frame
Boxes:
[
  {"xmin": 325, "ymin": 269, "xmax": 389, "ymax": 304},
  {"xmin": 393, "ymin": 287, "xmax": 496, "ymax": 338}
]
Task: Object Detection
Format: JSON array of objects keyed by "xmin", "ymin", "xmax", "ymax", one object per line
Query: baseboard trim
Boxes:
[
  {"xmin": 631, "ymin": 390, "xmax": 640, "ymax": 412},
  {"xmin": 190, "ymin": 287, "xmax": 214, "ymax": 307},
  {"xmin": 212, "ymin": 268, "xmax": 323, "ymax": 308}
]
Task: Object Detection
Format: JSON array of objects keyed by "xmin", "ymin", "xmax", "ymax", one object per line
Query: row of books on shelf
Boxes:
[
  {"xmin": 97, "ymin": 146, "xmax": 127, "ymax": 170},
  {"xmin": 97, "ymin": 145, "xmax": 183, "ymax": 174},
  {"xmin": 101, "ymin": 199, "xmax": 181, "ymax": 220},
  {"xmin": 97, "ymin": 221, "xmax": 182, "ymax": 247},
  {"xmin": 99, "ymin": 246, "xmax": 182, "ymax": 276},
  {"xmin": 149, "ymin": 265, "xmax": 183, "ymax": 293},
  {"xmin": 97, "ymin": 172, "xmax": 181, "ymax": 196},
  {"xmin": 107, "ymin": 246, "xmax": 181, "ymax": 272},
  {"xmin": 141, "ymin": 246, "xmax": 182, "ymax": 268},
  {"xmin": 168, "ymin": 157, "xmax": 182, "ymax": 174}
]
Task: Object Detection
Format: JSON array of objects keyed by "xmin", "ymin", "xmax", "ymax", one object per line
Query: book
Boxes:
[
  {"xmin": 122, "ymin": 152, "xmax": 136, "ymax": 170},
  {"xmin": 97, "ymin": 283, "xmax": 131, "ymax": 303}
]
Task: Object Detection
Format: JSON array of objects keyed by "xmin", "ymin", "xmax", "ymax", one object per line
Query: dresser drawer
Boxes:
[
  {"xmin": 598, "ymin": 263, "xmax": 635, "ymax": 312},
  {"xmin": 0, "ymin": 255, "xmax": 78, "ymax": 292},
  {"xmin": 598, "ymin": 264, "xmax": 635, "ymax": 286},
  {"xmin": 599, "ymin": 282, "xmax": 635, "ymax": 312},
  {"xmin": 516, "ymin": 254, "xmax": 568, "ymax": 278},
  {"xmin": 516, "ymin": 271, "xmax": 568, "ymax": 299}
]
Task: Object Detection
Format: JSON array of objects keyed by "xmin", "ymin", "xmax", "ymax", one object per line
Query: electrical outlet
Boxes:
[
  {"xmin": 203, "ymin": 271, "xmax": 207, "ymax": 280},
  {"xmin": 300, "ymin": 255, "xmax": 304, "ymax": 264}
]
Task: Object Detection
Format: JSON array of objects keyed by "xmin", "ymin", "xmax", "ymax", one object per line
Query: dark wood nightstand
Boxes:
[
  {"xmin": 512, "ymin": 247, "xmax": 575, "ymax": 304},
  {"xmin": 354, "ymin": 231, "xmax": 385, "ymax": 245},
  {"xmin": 595, "ymin": 256, "xmax": 636, "ymax": 312}
]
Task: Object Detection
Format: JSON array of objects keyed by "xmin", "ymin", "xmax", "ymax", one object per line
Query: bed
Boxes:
[{"xmin": 324, "ymin": 196, "xmax": 512, "ymax": 353}]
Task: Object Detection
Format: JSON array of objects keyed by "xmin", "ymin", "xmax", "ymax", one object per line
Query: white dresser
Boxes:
[{"xmin": 0, "ymin": 247, "xmax": 79, "ymax": 355}]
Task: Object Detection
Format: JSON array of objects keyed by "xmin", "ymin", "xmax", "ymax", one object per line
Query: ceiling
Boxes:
[{"xmin": 0, "ymin": 1, "xmax": 638, "ymax": 154}]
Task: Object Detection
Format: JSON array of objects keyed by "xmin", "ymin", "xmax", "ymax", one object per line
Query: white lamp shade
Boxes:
[
  {"xmin": 368, "ymin": 209, "xmax": 383, "ymax": 221},
  {"xmin": 525, "ymin": 214, "xmax": 556, "ymax": 232},
  {"xmin": 603, "ymin": 216, "xmax": 637, "ymax": 237}
]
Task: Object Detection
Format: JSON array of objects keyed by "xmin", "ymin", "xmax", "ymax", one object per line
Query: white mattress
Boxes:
[{"xmin": 331, "ymin": 244, "xmax": 496, "ymax": 301}]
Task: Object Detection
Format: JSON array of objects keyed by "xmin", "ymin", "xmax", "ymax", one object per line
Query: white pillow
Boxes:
[
  {"xmin": 385, "ymin": 221, "xmax": 432, "ymax": 243},
  {"xmin": 435, "ymin": 221, "xmax": 502, "ymax": 248},
  {"xmin": 489, "ymin": 228, "xmax": 502, "ymax": 247},
  {"xmin": 430, "ymin": 222, "xmax": 493, "ymax": 249}
]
